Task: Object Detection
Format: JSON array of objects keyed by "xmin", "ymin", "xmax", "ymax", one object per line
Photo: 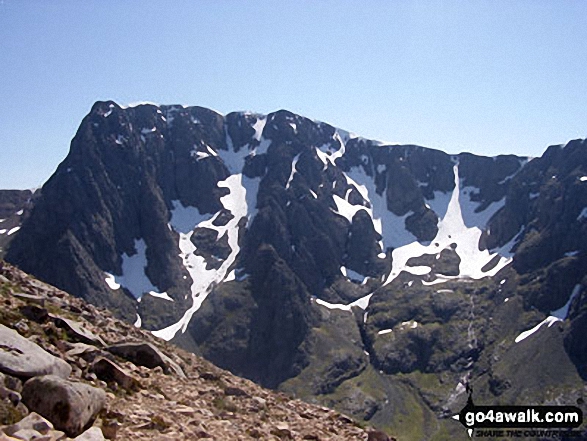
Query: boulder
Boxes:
[
  {"xmin": 49, "ymin": 315, "xmax": 106, "ymax": 347},
  {"xmin": 72, "ymin": 427, "xmax": 105, "ymax": 441},
  {"xmin": 90, "ymin": 357, "xmax": 139, "ymax": 391},
  {"xmin": 106, "ymin": 342, "xmax": 184, "ymax": 378},
  {"xmin": 21, "ymin": 375, "xmax": 105, "ymax": 437},
  {"xmin": 2, "ymin": 412, "xmax": 53, "ymax": 437},
  {"xmin": 18, "ymin": 305, "xmax": 49, "ymax": 324},
  {"xmin": 0, "ymin": 325, "xmax": 71, "ymax": 379}
]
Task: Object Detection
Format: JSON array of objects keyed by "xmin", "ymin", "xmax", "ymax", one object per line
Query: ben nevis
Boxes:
[{"xmin": 2, "ymin": 100, "xmax": 586, "ymax": 440}]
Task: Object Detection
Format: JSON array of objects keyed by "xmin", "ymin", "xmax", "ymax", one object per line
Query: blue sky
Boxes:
[{"xmin": 1, "ymin": 1, "xmax": 586, "ymax": 189}]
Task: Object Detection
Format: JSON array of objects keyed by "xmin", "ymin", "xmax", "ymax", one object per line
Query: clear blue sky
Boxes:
[{"xmin": 1, "ymin": 1, "xmax": 586, "ymax": 189}]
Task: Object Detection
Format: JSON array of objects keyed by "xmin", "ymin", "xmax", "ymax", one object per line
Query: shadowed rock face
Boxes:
[
  {"xmin": 0, "ymin": 190, "xmax": 35, "ymax": 259},
  {"xmin": 4, "ymin": 102, "xmax": 587, "ymax": 438}
]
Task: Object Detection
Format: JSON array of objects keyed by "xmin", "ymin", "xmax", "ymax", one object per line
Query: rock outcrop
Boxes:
[{"xmin": 0, "ymin": 325, "xmax": 72, "ymax": 379}]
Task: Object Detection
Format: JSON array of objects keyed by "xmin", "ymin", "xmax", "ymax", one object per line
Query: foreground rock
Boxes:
[
  {"xmin": 21, "ymin": 375, "xmax": 106, "ymax": 437},
  {"xmin": 107, "ymin": 342, "xmax": 185, "ymax": 378},
  {"xmin": 0, "ymin": 325, "xmax": 71, "ymax": 379},
  {"xmin": 2, "ymin": 412, "xmax": 54, "ymax": 438},
  {"xmin": 90, "ymin": 357, "xmax": 138, "ymax": 391}
]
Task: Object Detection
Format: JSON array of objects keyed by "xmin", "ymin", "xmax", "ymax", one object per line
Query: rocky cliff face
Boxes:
[
  {"xmin": 5, "ymin": 101, "xmax": 587, "ymax": 439},
  {"xmin": 0, "ymin": 190, "xmax": 35, "ymax": 258}
]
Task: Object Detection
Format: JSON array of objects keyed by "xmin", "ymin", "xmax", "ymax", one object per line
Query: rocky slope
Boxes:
[
  {"xmin": 4, "ymin": 101, "xmax": 587, "ymax": 439},
  {"xmin": 0, "ymin": 261, "xmax": 386, "ymax": 440}
]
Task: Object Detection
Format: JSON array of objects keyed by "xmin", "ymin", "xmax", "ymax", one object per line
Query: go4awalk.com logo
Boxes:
[{"xmin": 452, "ymin": 389, "xmax": 583, "ymax": 438}]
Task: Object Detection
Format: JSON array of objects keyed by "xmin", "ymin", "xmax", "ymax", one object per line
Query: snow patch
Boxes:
[
  {"xmin": 514, "ymin": 316, "xmax": 560, "ymax": 343},
  {"xmin": 314, "ymin": 298, "xmax": 352, "ymax": 312},
  {"xmin": 459, "ymin": 187, "xmax": 505, "ymax": 229},
  {"xmin": 148, "ymin": 291, "xmax": 174, "ymax": 302},
  {"xmin": 152, "ymin": 171, "xmax": 260, "ymax": 341},
  {"xmin": 169, "ymin": 200, "xmax": 213, "ymax": 234},
  {"xmin": 119, "ymin": 239, "xmax": 159, "ymax": 299},
  {"xmin": 104, "ymin": 272, "xmax": 120, "ymax": 290},
  {"xmin": 252, "ymin": 116, "xmax": 267, "ymax": 141},
  {"xmin": 313, "ymin": 293, "xmax": 372, "ymax": 312},
  {"xmin": 378, "ymin": 329, "xmax": 392, "ymax": 335},
  {"xmin": 324, "ymin": 163, "xmax": 517, "ymax": 311},
  {"xmin": 286, "ymin": 154, "xmax": 301, "ymax": 189},
  {"xmin": 343, "ymin": 167, "xmax": 418, "ymax": 252},
  {"xmin": 315, "ymin": 129, "xmax": 347, "ymax": 169},
  {"xmin": 193, "ymin": 151, "xmax": 211, "ymax": 161},
  {"xmin": 346, "ymin": 268, "xmax": 367, "ymax": 283},
  {"xmin": 515, "ymin": 284, "xmax": 581, "ymax": 343},
  {"xmin": 133, "ymin": 314, "xmax": 142, "ymax": 328},
  {"xmin": 551, "ymin": 284, "xmax": 581, "ymax": 320},
  {"xmin": 7, "ymin": 226, "xmax": 20, "ymax": 236},
  {"xmin": 577, "ymin": 207, "xmax": 587, "ymax": 221},
  {"xmin": 224, "ymin": 269, "xmax": 236, "ymax": 282},
  {"xmin": 341, "ymin": 266, "xmax": 367, "ymax": 283},
  {"xmin": 383, "ymin": 165, "xmax": 513, "ymax": 287},
  {"xmin": 399, "ymin": 320, "xmax": 419, "ymax": 330},
  {"xmin": 103, "ymin": 240, "xmax": 162, "ymax": 300}
]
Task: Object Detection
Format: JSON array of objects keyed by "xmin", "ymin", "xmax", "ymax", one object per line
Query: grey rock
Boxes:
[
  {"xmin": 10, "ymin": 293, "xmax": 45, "ymax": 307},
  {"xmin": 224, "ymin": 386, "xmax": 248, "ymax": 397},
  {"xmin": 21, "ymin": 375, "xmax": 106, "ymax": 437},
  {"xmin": 49, "ymin": 315, "xmax": 106, "ymax": 347},
  {"xmin": 0, "ymin": 387, "xmax": 21, "ymax": 406},
  {"xmin": 72, "ymin": 427, "xmax": 105, "ymax": 441},
  {"xmin": 0, "ymin": 325, "xmax": 71, "ymax": 379},
  {"xmin": 2, "ymin": 412, "xmax": 53, "ymax": 436},
  {"xmin": 107, "ymin": 342, "xmax": 184, "ymax": 378},
  {"xmin": 90, "ymin": 357, "xmax": 138, "ymax": 391},
  {"xmin": 10, "ymin": 428, "xmax": 52, "ymax": 441}
]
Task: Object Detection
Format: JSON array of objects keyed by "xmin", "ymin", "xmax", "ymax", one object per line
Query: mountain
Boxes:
[
  {"xmin": 0, "ymin": 261, "xmax": 382, "ymax": 440},
  {"xmin": 5, "ymin": 101, "xmax": 587, "ymax": 439}
]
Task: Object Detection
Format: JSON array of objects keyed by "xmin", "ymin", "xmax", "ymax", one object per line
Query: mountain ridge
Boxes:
[{"xmin": 3, "ymin": 101, "xmax": 586, "ymax": 439}]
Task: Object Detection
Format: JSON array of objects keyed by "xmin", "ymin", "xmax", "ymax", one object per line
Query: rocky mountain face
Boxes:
[
  {"xmin": 5, "ymin": 101, "xmax": 587, "ymax": 439},
  {"xmin": 0, "ymin": 190, "xmax": 35, "ymax": 258},
  {"xmin": 0, "ymin": 261, "xmax": 383, "ymax": 440}
]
